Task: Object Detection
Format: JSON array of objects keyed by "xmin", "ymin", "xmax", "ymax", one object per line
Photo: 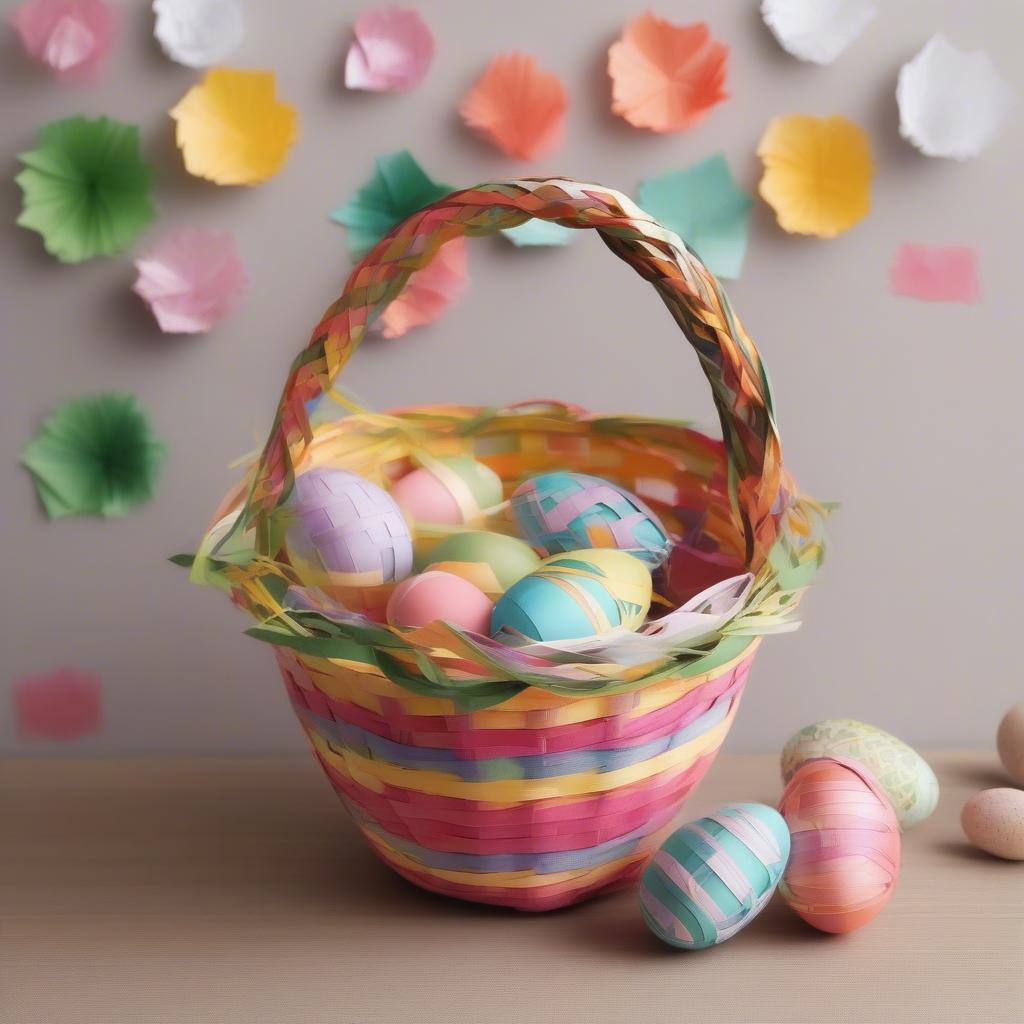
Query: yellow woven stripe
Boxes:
[{"xmin": 308, "ymin": 705, "xmax": 735, "ymax": 802}]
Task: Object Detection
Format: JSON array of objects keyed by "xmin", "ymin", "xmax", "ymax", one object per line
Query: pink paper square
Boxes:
[{"xmin": 888, "ymin": 243, "xmax": 980, "ymax": 303}]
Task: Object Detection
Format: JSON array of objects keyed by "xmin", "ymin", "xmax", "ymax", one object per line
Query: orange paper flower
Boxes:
[
  {"xmin": 377, "ymin": 236, "xmax": 468, "ymax": 338},
  {"xmin": 608, "ymin": 13, "xmax": 729, "ymax": 133},
  {"xmin": 458, "ymin": 52, "xmax": 567, "ymax": 160},
  {"xmin": 758, "ymin": 114, "xmax": 874, "ymax": 238}
]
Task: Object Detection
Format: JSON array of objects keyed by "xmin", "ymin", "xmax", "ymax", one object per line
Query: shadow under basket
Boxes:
[{"xmin": 192, "ymin": 178, "xmax": 826, "ymax": 911}]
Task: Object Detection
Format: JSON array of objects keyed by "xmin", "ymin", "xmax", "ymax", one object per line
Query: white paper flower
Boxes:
[
  {"xmin": 152, "ymin": 0, "xmax": 243, "ymax": 68},
  {"xmin": 761, "ymin": 0, "xmax": 875, "ymax": 65},
  {"xmin": 897, "ymin": 34, "xmax": 1013, "ymax": 159}
]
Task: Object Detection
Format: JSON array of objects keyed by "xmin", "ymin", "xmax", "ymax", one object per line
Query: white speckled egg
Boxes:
[
  {"xmin": 961, "ymin": 788, "xmax": 1024, "ymax": 861},
  {"xmin": 781, "ymin": 718, "xmax": 939, "ymax": 830},
  {"xmin": 996, "ymin": 702, "xmax": 1024, "ymax": 786}
]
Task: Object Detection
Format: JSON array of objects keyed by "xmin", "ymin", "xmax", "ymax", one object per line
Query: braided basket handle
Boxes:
[{"xmin": 244, "ymin": 178, "xmax": 787, "ymax": 563}]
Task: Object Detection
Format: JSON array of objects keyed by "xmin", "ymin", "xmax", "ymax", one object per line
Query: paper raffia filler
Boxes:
[
  {"xmin": 377, "ymin": 236, "xmax": 468, "ymax": 338},
  {"xmin": 760, "ymin": 0, "xmax": 875, "ymax": 65},
  {"xmin": 637, "ymin": 155, "xmax": 752, "ymax": 280},
  {"xmin": 170, "ymin": 67, "xmax": 298, "ymax": 185},
  {"xmin": 14, "ymin": 668, "xmax": 102, "ymax": 741},
  {"xmin": 607, "ymin": 13, "xmax": 728, "ymax": 133},
  {"xmin": 153, "ymin": 0, "xmax": 244, "ymax": 68},
  {"xmin": 757, "ymin": 114, "xmax": 873, "ymax": 238},
  {"xmin": 16, "ymin": 115, "xmax": 155, "ymax": 264},
  {"xmin": 11, "ymin": 0, "xmax": 115, "ymax": 79},
  {"xmin": 458, "ymin": 52, "xmax": 567, "ymax": 160},
  {"xmin": 21, "ymin": 392, "xmax": 165, "ymax": 519},
  {"xmin": 896, "ymin": 35, "xmax": 1013, "ymax": 160},
  {"xmin": 133, "ymin": 228, "xmax": 249, "ymax": 333},
  {"xmin": 888, "ymin": 243, "xmax": 979, "ymax": 304},
  {"xmin": 345, "ymin": 6, "xmax": 434, "ymax": 92}
]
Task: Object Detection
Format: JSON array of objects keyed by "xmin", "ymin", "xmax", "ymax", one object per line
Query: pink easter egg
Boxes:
[
  {"xmin": 778, "ymin": 756, "xmax": 901, "ymax": 934},
  {"xmin": 386, "ymin": 570, "xmax": 494, "ymax": 633},
  {"xmin": 391, "ymin": 468, "xmax": 463, "ymax": 524}
]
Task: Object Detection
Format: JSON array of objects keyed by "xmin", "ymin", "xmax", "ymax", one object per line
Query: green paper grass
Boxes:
[
  {"xmin": 637, "ymin": 154, "xmax": 752, "ymax": 280},
  {"xmin": 330, "ymin": 150, "xmax": 452, "ymax": 260},
  {"xmin": 16, "ymin": 115, "xmax": 156, "ymax": 264},
  {"xmin": 21, "ymin": 393, "xmax": 166, "ymax": 519}
]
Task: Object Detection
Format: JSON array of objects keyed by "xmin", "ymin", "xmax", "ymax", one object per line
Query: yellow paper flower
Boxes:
[
  {"xmin": 757, "ymin": 114, "xmax": 873, "ymax": 238},
  {"xmin": 170, "ymin": 67, "xmax": 298, "ymax": 185}
]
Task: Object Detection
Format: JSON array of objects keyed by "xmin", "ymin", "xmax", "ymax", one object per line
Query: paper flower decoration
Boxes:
[
  {"xmin": 377, "ymin": 236, "xmax": 468, "ymax": 338},
  {"xmin": 330, "ymin": 150, "xmax": 452, "ymax": 260},
  {"xmin": 757, "ymin": 115, "xmax": 873, "ymax": 238},
  {"xmin": 345, "ymin": 6, "xmax": 434, "ymax": 92},
  {"xmin": 760, "ymin": 0, "xmax": 875, "ymax": 64},
  {"xmin": 14, "ymin": 668, "xmax": 102, "ymax": 740},
  {"xmin": 170, "ymin": 68, "xmax": 298, "ymax": 185},
  {"xmin": 133, "ymin": 228, "xmax": 248, "ymax": 334},
  {"xmin": 501, "ymin": 220, "xmax": 576, "ymax": 248},
  {"xmin": 637, "ymin": 155, "xmax": 752, "ymax": 279},
  {"xmin": 153, "ymin": 0, "xmax": 244, "ymax": 68},
  {"xmin": 458, "ymin": 52, "xmax": 567, "ymax": 160},
  {"xmin": 21, "ymin": 392, "xmax": 166, "ymax": 519},
  {"xmin": 896, "ymin": 35, "xmax": 1013, "ymax": 160},
  {"xmin": 11, "ymin": 0, "xmax": 115, "ymax": 79},
  {"xmin": 607, "ymin": 13, "xmax": 728, "ymax": 133},
  {"xmin": 16, "ymin": 115, "xmax": 156, "ymax": 264},
  {"xmin": 888, "ymin": 243, "xmax": 979, "ymax": 304}
]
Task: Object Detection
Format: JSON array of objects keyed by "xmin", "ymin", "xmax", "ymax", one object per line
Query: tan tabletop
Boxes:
[{"xmin": 2, "ymin": 752, "xmax": 1022, "ymax": 1024}]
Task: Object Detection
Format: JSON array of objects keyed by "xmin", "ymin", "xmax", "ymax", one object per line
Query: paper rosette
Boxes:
[
  {"xmin": 21, "ymin": 392, "xmax": 166, "ymax": 519},
  {"xmin": 153, "ymin": 0, "xmax": 244, "ymax": 68},
  {"xmin": 170, "ymin": 67, "xmax": 298, "ymax": 185},
  {"xmin": 16, "ymin": 115, "xmax": 156, "ymax": 263},
  {"xmin": 345, "ymin": 6, "xmax": 434, "ymax": 92},
  {"xmin": 11, "ymin": 0, "xmax": 115, "ymax": 79}
]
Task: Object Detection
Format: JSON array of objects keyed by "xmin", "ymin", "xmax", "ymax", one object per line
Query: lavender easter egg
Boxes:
[
  {"xmin": 285, "ymin": 467, "xmax": 413, "ymax": 585},
  {"xmin": 386, "ymin": 571, "xmax": 494, "ymax": 633},
  {"xmin": 511, "ymin": 472, "xmax": 670, "ymax": 568}
]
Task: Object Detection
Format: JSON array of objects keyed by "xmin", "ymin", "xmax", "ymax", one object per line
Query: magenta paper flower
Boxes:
[
  {"xmin": 10, "ymin": 0, "xmax": 115, "ymax": 80},
  {"xmin": 14, "ymin": 667, "xmax": 102, "ymax": 740},
  {"xmin": 345, "ymin": 7, "xmax": 434, "ymax": 92},
  {"xmin": 133, "ymin": 228, "xmax": 248, "ymax": 334}
]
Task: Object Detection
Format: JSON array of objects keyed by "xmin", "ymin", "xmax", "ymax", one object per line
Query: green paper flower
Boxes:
[
  {"xmin": 330, "ymin": 150, "xmax": 452, "ymax": 260},
  {"xmin": 21, "ymin": 393, "xmax": 166, "ymax": 519},
  {"xmin": 16, "ymin": 115, "xmax": 157, "ymax": 264}
]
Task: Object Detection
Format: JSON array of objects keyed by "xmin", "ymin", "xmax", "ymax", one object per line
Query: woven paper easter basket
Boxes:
[{"xmin": 192, "ymin": 178, "xmax": 826, "ymax": 912}]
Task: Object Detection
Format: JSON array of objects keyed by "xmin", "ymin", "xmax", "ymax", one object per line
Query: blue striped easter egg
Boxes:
[{"xmin": 639, "ymin": 803, "xmax": 790, "ymax": 949}]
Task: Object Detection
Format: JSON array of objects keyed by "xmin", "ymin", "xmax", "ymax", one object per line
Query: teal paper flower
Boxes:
[
  {"xmin": 637, "ymin": 154, "xmax": 752, "ymax": 279},
  {"xmin": 16, "ymin": 115, "xmax": 156, "ymax": 263},
  {"xmin": 501, "ymin": 220, "xmax": 576, "ymax": 247},
  {"xmin": 21, "ymin": 393, "xmax": 166, "ymax": 519}
]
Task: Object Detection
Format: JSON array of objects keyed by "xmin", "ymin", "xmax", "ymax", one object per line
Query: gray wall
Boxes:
[{"xmin": 3, "ymin": 0, "xmax": 1022, "ymax": 756}]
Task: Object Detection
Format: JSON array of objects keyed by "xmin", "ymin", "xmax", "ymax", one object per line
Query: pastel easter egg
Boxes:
[
  {"xmin": 386, "ymin": 571, "xmax": 494, "ymax": 634},
  {"xmin": 781, "ymin": 718, "xmax": 939, "ymax": 830},
  {"xmin": 286, "ymin": 467, "xmax": 413, "ymax": 586},
  {"xmin": 510, "ymin": 471, "xmax": 670, "ymax": 568},
  {"xmin": 424, "ymin": 531, "xmax": 541, "ymax": 599},
  {"xmin": 779, "ymin": 757, "xmax": 901, "ymax": 934},
  {"xmin": 490, "ymin": 548, "xmax": 652, "ymax": 642},
  {"xmin": 639, "ymin": 803, "xmax": 791, "ymax": 950},
  {"xmin": 961, "ymin": 788, "xmax": 1024, "ymax": 861},
  {"xmin": 996, "ymin": 702, "xmax": 1024, "ymax": 786},
  {"xmin": 391, "ymin": 456, "xmax": 503, "ymax": 526}
]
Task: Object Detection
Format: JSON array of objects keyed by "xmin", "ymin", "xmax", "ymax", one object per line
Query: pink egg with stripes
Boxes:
[{"xmin": 778, "ymin": 756, "xmax": 901, "ymax": 934}]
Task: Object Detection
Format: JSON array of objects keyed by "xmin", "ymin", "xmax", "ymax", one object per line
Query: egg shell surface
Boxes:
[
  {"xmin": 510, "ymin": 471, "xmax": 670, "ymax": 568},
  {"xmin": 961, "ymin": 788, "xmax": 1024, "ymax": 861},
  {"xmin": 386, "ymin": 571, "xmax": 494, "ymax": 634},
  {"xmin": 639, "ymin": 803, "xmax": 791, "ymax": 949},
  {"xmin": 424, "ymin": 531, "xmax": 541, "ymax": 598},
  {"xmin": 996, "ymin": 702, "xmax": 1024, "ymax": 786},
  {"xmin": 778, "ymin": 756, "xmax": 901, "ymax": 934},
  {"xmin": 391, "ymin": 457, "xmax": 502, "ymax": 526},
  {"xmin": 781, "ymin": 718, "xmax": 939, "ymax": 830}
]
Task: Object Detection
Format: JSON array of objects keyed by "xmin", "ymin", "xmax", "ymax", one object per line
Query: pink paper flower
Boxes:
[
  {"xmin": 345, "ymin": 7, "xmax": 434, "ymax": 92},
  {"xmin": 14, "ymin": 667, "xmax": 102, "ymax": 740},
  {"xmin": 11, "ymin": 0, "xmax": 115, "ymax": 80},
  {"xmin": 133, "ymin": 228, "xmax": 249, "ymax": 334},
  {"xmin": 888, "ymin": 243, "xmax": 979, "ymax": 303},
  {"xmin": 377, "ymin": 236, "xmax": 467, "ymax": 338}
]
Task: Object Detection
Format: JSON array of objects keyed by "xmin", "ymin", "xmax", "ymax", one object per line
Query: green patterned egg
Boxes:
[{"xmin": 781, "ymin": 718, "xmax": 939, "ymax": 830}]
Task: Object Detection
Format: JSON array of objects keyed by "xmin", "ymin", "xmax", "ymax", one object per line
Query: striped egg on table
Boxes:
[
  {"xmin": 639, "ymin": 803, "xmax": 790, "ymax": 949},
  {"xmin": 423, "ymin": 530, "xmax": 540, "ymax": 599},
  {"xmin": 390, "ymin": 455, "xmax": 503, "ymax": 526},
  {"xmin": 510, "ymin": 471, "xmax": 670, "ymax": 568},
  {"xmin": 779, "ymin": 757, "xmax": 901, "ymax": 934},
  {"xmin": 781, "ymin": 718, "xmax": 939, "ymax": 830},
  {"xmin": 490, "ymin": 548, "xmax": 652, "ymax": 643}
]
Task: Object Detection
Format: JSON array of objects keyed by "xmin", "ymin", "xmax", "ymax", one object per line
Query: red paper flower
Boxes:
[{"xmin": 14, "ymin": 667, "xmax": 102, "ymax": 740}]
